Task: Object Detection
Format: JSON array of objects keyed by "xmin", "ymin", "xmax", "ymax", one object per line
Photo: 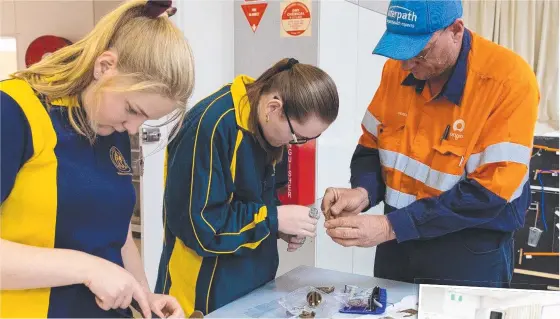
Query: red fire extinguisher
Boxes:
[{"xmin": 277, "ymin": 140, "xmax": 316, "ymax": 206}]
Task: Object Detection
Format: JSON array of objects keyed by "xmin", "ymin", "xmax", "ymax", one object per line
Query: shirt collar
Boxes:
[
  {"xmin": 230, "ymin": 74, "xmax": 255, "ymax": 131},
  {"xmin": 401, "ymin": 28, "xmax": 472, "ymax": 106}
]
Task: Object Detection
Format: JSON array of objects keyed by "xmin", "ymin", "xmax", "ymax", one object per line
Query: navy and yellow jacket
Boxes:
[
  {"xmin": 155, "ymin": 75, "xmax": 279, "ymax": 315},
  {"xmin": 0, "ymin": 79, "xmax": 135, "ymax": 318}
]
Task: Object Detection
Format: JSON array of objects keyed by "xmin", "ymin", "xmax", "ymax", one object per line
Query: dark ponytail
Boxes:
[{"xmin": 244, "ymin": 58, "xmax": 339, "ymax": 163}]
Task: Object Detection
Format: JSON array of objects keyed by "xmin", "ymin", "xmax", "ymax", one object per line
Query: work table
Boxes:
[{"xmin": 206, "ymin": 265, "xmax": 419, "ymax": 318}]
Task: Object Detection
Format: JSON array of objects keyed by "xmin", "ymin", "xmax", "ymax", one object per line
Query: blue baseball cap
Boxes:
[{"xmin": 373, "ymin": 0, "xmax": 463, "ymax": 60}]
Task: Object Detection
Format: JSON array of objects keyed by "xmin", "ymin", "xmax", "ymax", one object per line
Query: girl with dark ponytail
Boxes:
[{"xmin": 157, "ymin": 58, "xmax": 339, "ymax": 315}]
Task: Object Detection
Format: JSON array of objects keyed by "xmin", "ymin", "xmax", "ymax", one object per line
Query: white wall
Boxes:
[
  {"xmin": 174, "ymin": 0, "xmax": 234, "ymax": 107},
  {"xmin": 420, "ymin": 286, "xmax": 482, "ymax": 319},
  {"xmin": 481, "ymin": 291, "xmax": 560, "ymax": 310},
  {"xmin": 442, "ymin": 289, "xmax": 480, "ymax": 319},
  {"xmin": 316, "ymin": 0, "xmax": 360, "ymax": 274},
  {"xmin": 0, "ymin": 0, "xmax": 122, "ymax": 71},
  {"xmin": 455, "ymin": 288, "xmax": 560, "ymax": 319},
  {"xmin": 0, "ymin": 37, "xmax": 17, "ymax": 79},
  {"xmin": 0, "ymin": 0, "xmax": 17, "ymax": 37},
  {"xmin": 315, "ymin": 0, "xmax": 387, "ymax": 276},
  {"xmin": 420, "ymin": 286, "xmax": 446, "ymax": 314},
  {"xmin": 542, "ymin": 304, "xmax": 560, "ymax": 319}
]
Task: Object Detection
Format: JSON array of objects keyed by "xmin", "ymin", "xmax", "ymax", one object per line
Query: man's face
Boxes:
[{"xmin": 400, "ymin": 25, "xmax": 461, "ymax": 80}]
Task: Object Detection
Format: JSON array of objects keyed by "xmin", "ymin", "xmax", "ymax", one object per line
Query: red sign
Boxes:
[
  {"xmin": 281, "ymin": 1, "xmax": 311, "ymax": 37},
  {"xmin": 25, "ymin": 35, "xmax": 72, "ymax": 67},
  {"xmin": 241, "ymin": 2, "xmax": 268, "ymax": 33}
]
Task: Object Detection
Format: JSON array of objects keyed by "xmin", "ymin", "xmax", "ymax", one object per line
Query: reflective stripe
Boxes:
[
  {"xmin": 379, "ymin": 149, "xmax": 462, "ymax": 192},
  {"xmin": 362, "ymin": 111, "xmax": 380, "ymax": 138},
  {"xmin": 385, "ymin": 186, "xmax": 417, "ymax": 209},
  {"xmin": 510, "ymin": 170, "xmax": 529, "ymax": 202},
  {"xmin": 466, "ymin": 142, "xmax": 532, "ymax": 174}
]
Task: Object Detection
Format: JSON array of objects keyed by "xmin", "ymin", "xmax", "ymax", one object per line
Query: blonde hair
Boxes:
[{"xmin": 12, "ymin": 0, "xmax": 195, "ymax": 142}]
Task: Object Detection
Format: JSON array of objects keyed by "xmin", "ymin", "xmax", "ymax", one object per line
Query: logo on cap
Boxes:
[{"xmin": 387, "ymin": 6, "xmax": 418, "ymax": 28}]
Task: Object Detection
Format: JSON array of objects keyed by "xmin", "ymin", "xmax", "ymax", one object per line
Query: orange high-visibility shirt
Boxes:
[{"xmin": 351, "ymin": 29, "xmax": 539, "ymax": 242}]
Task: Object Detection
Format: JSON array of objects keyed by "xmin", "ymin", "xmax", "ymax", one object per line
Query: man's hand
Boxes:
[
  {"xmin": 279, "ymin": 232, "xmax": 306, "ymax": 252},
  {"xmin": 324, "ymin": 215, "xmax": 396, "ymax": 247},
  {"xmin": 321, "ymin": 187, "xmax": 370, "ymax": 220},
  {"xmin": 147, "ymin": 293, "xmax": 185, "ymax": 318}
]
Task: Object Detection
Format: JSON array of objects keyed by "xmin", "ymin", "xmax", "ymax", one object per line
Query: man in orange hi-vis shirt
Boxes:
[{"xmin": 322, "ymin": 0, "xmax": 539, "ymax": 288}]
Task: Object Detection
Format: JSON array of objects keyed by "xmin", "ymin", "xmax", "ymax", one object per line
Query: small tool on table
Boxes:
[
  {"xmin": 339, "ymin": 285, "xmax": 387, "ymax": 315},
  {"xmin": 398, "ymin": 309, "xmax": 419, "ymax": 317},
  {"xmin": 316, "ymin": 286, "xmax": 335, "ymax": 294},
  {"xmin": 368, "ymin": 286, "xmax": 383, "ymax": 311},
  {"xmin": 299, "ymin": 310, "xmax": 315, "ymax": 318}
]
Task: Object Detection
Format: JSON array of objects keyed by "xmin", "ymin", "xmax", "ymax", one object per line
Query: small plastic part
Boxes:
[
  {"xmin": 339, "ymin": 286, "xmax": 388, "ymax": 315},
  {"xmin": 344, "ymin": 285, "xmax": 359, "ymax": 294},
  {"xmin": 309, "ymin": 207, "xmax": 320, "ymax": 219}
]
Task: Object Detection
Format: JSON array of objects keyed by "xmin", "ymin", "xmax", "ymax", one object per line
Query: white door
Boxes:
[{"xmin": 138, "ymin": 121, "xmax": 169, "ymax": 291}]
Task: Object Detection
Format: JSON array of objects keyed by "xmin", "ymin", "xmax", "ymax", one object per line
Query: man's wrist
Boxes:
[
  {"xmin": 383, "ymin": 215, "xmax": 396, "ymax": 241},
  {"xmin": 355, "ymin": 187, "xmax": 370, "ymax": 210}
]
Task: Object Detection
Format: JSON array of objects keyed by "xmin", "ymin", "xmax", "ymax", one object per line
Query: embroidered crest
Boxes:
[{"xmin": 110, "ymin": 146, "xmax": 132, "ymax": 175}]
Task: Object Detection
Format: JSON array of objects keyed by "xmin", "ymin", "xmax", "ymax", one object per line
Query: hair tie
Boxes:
[
  {"xmin": 286, "ymin": 58, "xmax": 299, "ymax": 69},
  {"xmin": 280, "ymin": 58, "xmax": 299, "ymax": 72},
  {"xmin": 144, "ymin": 0, "xmax": 177, "ymax": 18}
]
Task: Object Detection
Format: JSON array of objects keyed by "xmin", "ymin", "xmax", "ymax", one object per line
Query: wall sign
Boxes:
[
  {"xmin": 241, "ymin": 1, "xmax": 268, "ymax": 33},
  {"xmin": 25, "ymin": 35, "xmax": 72, "ymax": 67},
  {"xmin": 280, "ymin": 0, "xmax": 312, "ymax": 37}
]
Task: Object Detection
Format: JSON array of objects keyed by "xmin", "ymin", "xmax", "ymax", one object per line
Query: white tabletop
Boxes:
[{"xmin": 206, "ymin": 265, "xmax": 419, "ymax": 318}]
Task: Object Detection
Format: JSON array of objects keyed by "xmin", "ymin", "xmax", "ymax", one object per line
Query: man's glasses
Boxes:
[{"xmin": 413, "ymin": 31, "xmax": 443, "ymax": 61}]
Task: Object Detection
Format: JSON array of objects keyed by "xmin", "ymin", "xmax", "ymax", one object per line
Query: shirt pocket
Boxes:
[
  {"xmin": 429, "ymin": 142, "xmax": 467, "ymax": 192},
  {"xmin": 377, "ymin": 123, "xmax": 406, "ymax": 151}
]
